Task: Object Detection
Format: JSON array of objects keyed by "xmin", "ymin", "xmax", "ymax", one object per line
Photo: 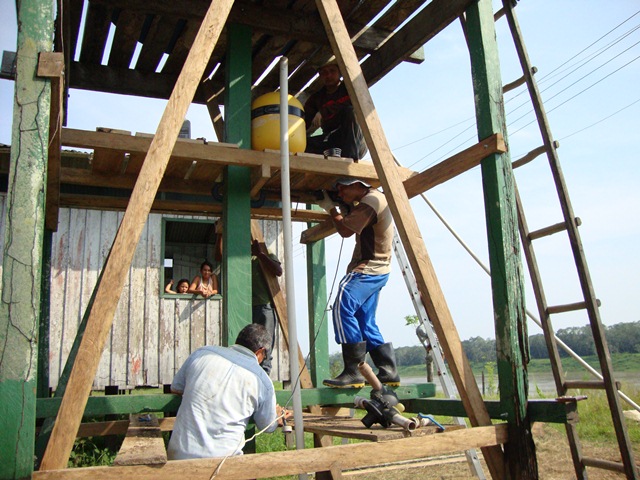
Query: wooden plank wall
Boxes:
[
  {"xmin": 45, "ymin": 208, "xmax": 290, "ymax": 390},
  {"xmin": 0, "ymin": 194, "xmax": 5, "ymax": 293},
  {"xmin": 0, "ymin": 195, "xmax": 291, "ymax": 389}
]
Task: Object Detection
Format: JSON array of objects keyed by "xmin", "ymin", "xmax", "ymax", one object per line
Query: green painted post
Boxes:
[
  {"xmin": 306, "ymin": 215, "xmax": 330, "ymax": 386},
  {"xmin": 222, "ymin": 23, "xmax": 252, "ymax": 346},
  {"xmin": 465, "ymin": 0, "xmax": 537, "ymax": 477},
  {"xmin": 0, "ymin": 0, "xmax": 54, "ymax": 476}
]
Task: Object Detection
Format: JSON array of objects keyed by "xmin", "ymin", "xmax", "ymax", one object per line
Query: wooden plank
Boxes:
[
  {"xmin": 360, "ymin": 0, "xmax": 476, "ymax": 87},
  {"xmin": 108, "ymin": 10, "xmax": 146, "ymax": 69},
  {"xmin": 403, "ymin": 133, "xmax": 506, "ymax": 197},
  {"xmin": 204, "ymin": 296, "xmax": 221, "ymax": 347},
  {"xmin": 303, "ymin": 415, "xmax": 460, "ymax": 442},
  {"xmin": 250, "ymin": 164, "xmax": 271, "ymax": 198},
  {"xmin": 34, "ymin": 425, "xmax": 508, "ymax": 479},
  {"xmin": 81, "ymin": 210, "xmax": 102, "ymax": 383},
  {"xmin": 113, "ymin": 414, "xmax": 167, "ymax": 466},
  {"xmin": 174, "ymin": 299, "xmax": 192, "ymax": 371},
  {"xmin": 135, "ymin": 15, "xmax": 179, "ymax": 73},
  {"xmin": 127, "ymin": 220, "xmax": 148, "ymax": 386},
  {"xmin": 58, "ymin": 194, "xmax": 327, "ymax": 222},
  {"xmin": 143, "ymin": 214, "xmax": 162, "ymax": 386},
  {"xmin": 78, "ymin": 2, "xmax": 112, "ymax": 64},
  {"xmin": 61, "ymin": 128, "xmax": 415, "ymax": 184},
  {"xmin": 49, "ymin": 209, "xmax": 71, "ymax": 390},
  {"xmin": 39, "ymin": 0, "xmax": 234, "ymax": 468},
  {"xmin": 95, "ymin": 211, "xmax": 118, "ymax": 387},
  {"xmin": 466, "ymin": 1, "xmax": 534, "ymax": 477},
  {"xmin": 43, "ymin": 54, "xmax": 63, "ymax": 230},
  {"xmin": 73, "ymin": 416, "xmax": 176, "ymax": 438},
  {"xmin": 60, "ymin": 209, "xmax": 85, "ymax": 374},
  {"xmin": 190, "ymin": 299, "xmax": 206, "ymax": 351},
  {"xmin": 159, "ymin": 299, "xmax": 176, "ymax": 384},
  {"xmin": 250, "ymin": 221, "xmax": 313, "ymax": 388},
  {"xmin": 301, "ymin": 134, "xmax": 505, "ymax": 243},
  {"xmin": 111, "ymin": 211, "xmax": 130, "ymax": 387},
  {"xmin": 315, "ymin": 1, "xmax": 505, "ymax": 479}
]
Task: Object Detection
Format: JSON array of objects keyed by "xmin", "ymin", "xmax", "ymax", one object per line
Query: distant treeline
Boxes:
[
  {"xmin": 328, "ymin": 321, "xmax": 640, "ymax": 367},
  {"xmin": 459, "ymin": 321, "xmax": 640, "ymax": 364}
]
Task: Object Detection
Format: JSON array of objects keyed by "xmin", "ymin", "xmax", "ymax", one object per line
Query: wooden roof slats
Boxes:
[
  {"xmin": 67, "ymin": 0, "xmax": 85, "ymax": 63},
  {"xmin": 78, "ymin": 2, "xmax": 112, "ymax": 65},
  {"xmin": 161, "ymin": 18, "xmax": 200, "ymax": 75},
  {"xmin": 134, "ymin": 16, "xmax": 179, "ymax": 73},
  {"xmin": 66, "ymin": 0, "xmax": 459, "ymax": 104},
  {"xmin": 108, "ymin": 10, "xmax": 147, "ymax": 69},
  {"xmin": 361, "ymin": 0, "xmax": 476, "ymax": 87}
]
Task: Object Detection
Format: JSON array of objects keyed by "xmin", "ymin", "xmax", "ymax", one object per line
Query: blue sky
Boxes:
[{"xmin": 1, "ymin": 0, "xmax": 639, "ymax": 352}]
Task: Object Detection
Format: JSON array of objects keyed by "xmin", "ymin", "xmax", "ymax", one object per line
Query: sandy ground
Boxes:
[{"xmin": 343, "ymin": 423, "xmax": 640, "ymax": 480}]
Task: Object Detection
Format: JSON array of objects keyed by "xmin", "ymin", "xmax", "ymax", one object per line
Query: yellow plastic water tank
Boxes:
[{"xmin": 251, "ymin": 92, "xmax": 306, "ymax": 153}]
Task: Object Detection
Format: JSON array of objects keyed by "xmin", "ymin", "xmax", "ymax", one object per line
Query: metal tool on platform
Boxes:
[{"xmin": 354, "ymin": 362, "xmax": 416, "ymax": 431}]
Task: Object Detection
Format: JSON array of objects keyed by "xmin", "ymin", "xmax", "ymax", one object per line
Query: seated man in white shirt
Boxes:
[{"xmin": 167, "ymin": 324, "xmax": 290, "ymax": 459}]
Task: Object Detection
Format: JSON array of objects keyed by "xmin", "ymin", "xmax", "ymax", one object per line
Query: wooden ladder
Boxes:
[{"xmin": 498, "ymin": 2, "xmax": 639, "ymax": 478}]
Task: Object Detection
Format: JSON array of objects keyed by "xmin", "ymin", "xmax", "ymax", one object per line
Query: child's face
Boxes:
[{"xmin": 177, "ymin": 282, "xmax": 189, "ymax": 293}]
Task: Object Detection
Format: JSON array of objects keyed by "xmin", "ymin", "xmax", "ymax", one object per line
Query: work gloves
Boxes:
[{"xmin": 317, "ymin": 191, "xmax": 338, "ymax": 213}]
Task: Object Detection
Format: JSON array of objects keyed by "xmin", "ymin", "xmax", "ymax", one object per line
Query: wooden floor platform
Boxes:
[{"xmin": 302, "ymin": 414, "xmax": 463, "ymax": 442}]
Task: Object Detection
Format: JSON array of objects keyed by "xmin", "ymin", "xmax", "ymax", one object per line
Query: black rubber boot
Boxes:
[
  {"xmin": 369, "ymin": 342, "xmax": 401, "ymax": 386},
  {"xmin": 323, "ymin": 342, "xmax": 366, "ymax": 388}
]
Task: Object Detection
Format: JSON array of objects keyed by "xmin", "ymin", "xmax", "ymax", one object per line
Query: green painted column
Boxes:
[
  {"xmin": 465, "ymin": 0, "xmax": 537, "ymax": 477},
  {"xmin": 222, "ymin": 23, "xmax": 252, "ymax": 346},
  {"xmin": 0, "ymin": 1, "xmax": 54, "ymax": 477},
  {"xmin": 306, "ymin": 217, "xmax": 330, "ymax": 386}
]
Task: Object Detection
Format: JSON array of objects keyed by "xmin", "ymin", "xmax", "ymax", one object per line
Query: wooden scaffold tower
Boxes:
[{"xmin": 1, "ymin": 0, "xmax": 636, "ymax": 478}]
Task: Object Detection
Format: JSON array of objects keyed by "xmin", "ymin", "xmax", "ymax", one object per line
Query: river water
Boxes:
[{"xmin": 404, "ymin": 371, "xmax": 640, "ymax": 400}]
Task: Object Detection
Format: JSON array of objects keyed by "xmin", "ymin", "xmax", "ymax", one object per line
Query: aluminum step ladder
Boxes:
[
  {"xmin": 393, "ymin": 232, "xmax": 486, "ymax": 480},
  {"xmin": 496, "ymin": 2, "xmax": 639, "ymax": 478}
]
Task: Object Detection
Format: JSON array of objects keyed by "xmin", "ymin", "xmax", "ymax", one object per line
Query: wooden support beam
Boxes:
[
  {"xmin": 60, "ymin": 128, "xmax": 412, "ymax": 185},
  {"xmin": 58, "ymin": 194, "xmax": 327, "ymax": 222},
  {"xmin": 466, "ymin": 0, "xmax": 533, "ymax": 477},
  {"xmin": 38, "ymin": 0, "xmax": 235, "ymax": 470},
  {"xmin": 250, "ymin": 164, "xmax": 271, "ymax": 198},
  {"xmin": 403, "ymin": 133, "xmax": 506, "ymax": 197},
  {"xmin": 38, "ymin": 52, "xmax": 65, "ymax": 231},
  {"xmin": 34, "ymin": 425, "xmax": 508, "ymax": 479},
  {"xmin": 250, "ymin": 221, "xmax": 313, "ymax": 388},
  {"xmin": 300, "ymin": 134, "xmax": 505, "ymax": 243},
  {"xmin": 113, "ymin": 414, "xmax": 167, "ymax": 466},
  {"xmin": 361, "ymin": 0, "xmax": 477, "ymax": 87},
  {"xmin": 315, "ymin": 1, "xmax": 505, "ymax": 479}
]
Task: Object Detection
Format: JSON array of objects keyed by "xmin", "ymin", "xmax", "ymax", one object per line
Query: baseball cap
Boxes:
[
  {"xmin": 317, "ymin": 59, "xmax": 339, "ymax": 72},
  {"xmin": 333, "ymin": 177, "xmax": 371, "ymax": 189}
]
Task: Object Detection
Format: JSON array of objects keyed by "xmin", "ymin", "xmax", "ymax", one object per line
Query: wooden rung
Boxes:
[
  {"xmin": 512, "ymin": 140, "xmax": 559, "ymax": 169},
  {"xmin": 564, "ymin": 380, "xmax": 621, "ymax": 391},
  {"xmin": 528, "ymin": 221, "xmax": 568, "ymax": 240},
  {"xmin": 112, "ymin": 414, "xmax": 167, "ymax": 466},
  {"xmin": 528, "ymin": 217, "xmax": 582, "ymax": 240},
  {"xmin": 582, "ymin": 456, "xmax": 626, "ymax": 473},
  {"xmin": 547, "ymin": 299, "xmax": 600, "ymax": 315}
]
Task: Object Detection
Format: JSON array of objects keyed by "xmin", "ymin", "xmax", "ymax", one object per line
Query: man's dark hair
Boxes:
[{"xmin": 236, "ymin": 324, "xmax": 270, "ymax": 353}]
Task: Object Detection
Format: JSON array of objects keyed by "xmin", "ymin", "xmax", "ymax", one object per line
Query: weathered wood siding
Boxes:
[{"xmin": 42, "ymin": 207, "xmax": 289, "ymax": 390}]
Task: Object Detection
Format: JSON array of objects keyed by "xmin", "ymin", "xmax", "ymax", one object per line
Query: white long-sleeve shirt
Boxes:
[{"xmin": 167, "ymin": 344, "xmax": 277, "ymax": 460}]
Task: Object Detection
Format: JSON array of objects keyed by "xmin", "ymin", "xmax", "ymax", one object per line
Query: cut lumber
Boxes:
[{"xmin": 113, "ymin": 414, "xmax": 167, "ymax": 466}]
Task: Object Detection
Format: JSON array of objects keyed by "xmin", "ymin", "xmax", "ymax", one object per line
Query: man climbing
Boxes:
[
  {"xmin": 304, "ymin": 60, "xmax": 367, "ymax": 161},
  {"xmin": 316, "ymin": 177, "xmax": 400, "ymax": 388}
]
